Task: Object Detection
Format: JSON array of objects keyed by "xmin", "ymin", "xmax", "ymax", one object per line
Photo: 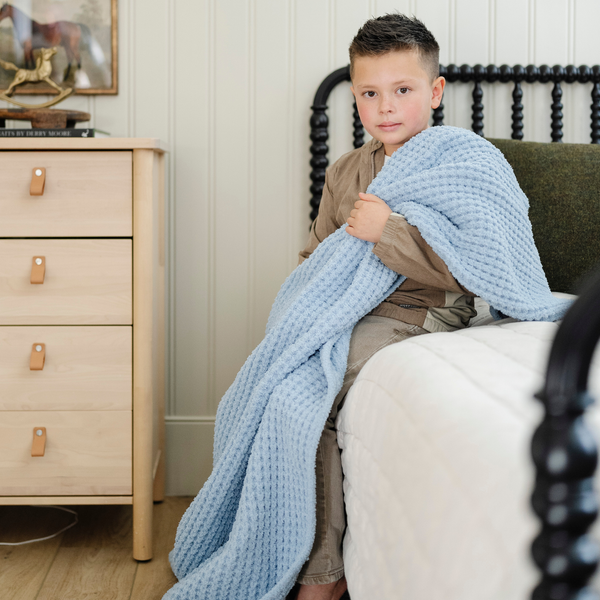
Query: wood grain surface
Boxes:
[
  {"xmin": 0, "ymin": 411, "xmax": 132, "ymax": 496},
  {"xmin": 0, "ymin": 239, "xmax": 132, "ymax": 325},
  {"xmin": 0, "ymin": 497, "xmax": 192, "ymax": 600},
  {"xmin": 0, "ymin": 139, "xmax": 169, "ymax": 152},
  {"xmin": 0, "ymin": 326, "xmax": 132, "ymax": 411},
  {"xmin": 0, "ymin": 151, "xmax": 132, "ymax": 238}
]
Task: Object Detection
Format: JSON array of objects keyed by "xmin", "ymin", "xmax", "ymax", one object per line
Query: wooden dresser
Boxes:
[{"xmin": 0, "ymin": 138, "xmax": 167, "ymax": 561}]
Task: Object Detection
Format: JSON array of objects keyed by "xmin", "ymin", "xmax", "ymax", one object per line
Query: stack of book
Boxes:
[{"xmin": 0, "ymin": 128, "xmax": 109, "ymax": 138}]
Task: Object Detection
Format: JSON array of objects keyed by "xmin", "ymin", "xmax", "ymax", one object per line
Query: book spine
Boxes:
[{"xmin": 0, "ymin": 129, "xmax": 95, "ymax": 138}]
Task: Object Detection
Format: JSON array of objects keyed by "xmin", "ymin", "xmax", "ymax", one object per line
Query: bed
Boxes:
[{"xmin": 309, "ymin": 63, "xmax": 600, "ymax": 599}]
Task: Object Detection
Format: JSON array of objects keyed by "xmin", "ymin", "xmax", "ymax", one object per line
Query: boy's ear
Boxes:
[
  {"xmin": 431, "ymin": 76, "xmax": 446, "ymax": 109},
  {"xmin": 350, "ymin": 85, "xmax": 356, "ymax": 98}
]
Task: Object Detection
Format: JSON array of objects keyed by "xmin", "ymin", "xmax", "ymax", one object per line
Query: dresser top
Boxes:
[{"xmin": 0, "ymin": 137, "xmax": 169, "ymax": 152}]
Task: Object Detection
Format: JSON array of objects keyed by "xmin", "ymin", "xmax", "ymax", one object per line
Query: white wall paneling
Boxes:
[
  {"xmin": 2, "ymin": 0, "xmax": 599, "ymax": 494},
  {"xmin": 165, "ymin": 417, "xmax": 215, "ymax": 496},
  {"xmin": 171, "ymin": 0, "xmax": 211, "ymax": 418}
]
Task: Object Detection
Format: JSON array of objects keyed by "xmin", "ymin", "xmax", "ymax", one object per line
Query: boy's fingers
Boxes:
[
  {"xmin": 346, "ymin": 225, "xmax": 356, "ymax": 237},
  {"xmin": 360, "ymin": 193, "xmax": 383, "ymax": 203}
]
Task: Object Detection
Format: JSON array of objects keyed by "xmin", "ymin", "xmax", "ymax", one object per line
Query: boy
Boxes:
[{"xmin": 293, "ymin": 14, "xmax": 475, "ymax": 600}]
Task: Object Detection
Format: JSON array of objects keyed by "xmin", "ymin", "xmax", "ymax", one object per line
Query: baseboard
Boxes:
[{"xmin": 165, "ymin": 416, "xmax": 215, "ymax": 496}]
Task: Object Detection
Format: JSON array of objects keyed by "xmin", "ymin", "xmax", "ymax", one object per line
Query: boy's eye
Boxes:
[
  {"xmin": 396, "ymin": 87, "xmax": 409, "ymax": 95},
  {"xmin": 363, "ymin": 91, "xmax": 377, "ymax": 98}
]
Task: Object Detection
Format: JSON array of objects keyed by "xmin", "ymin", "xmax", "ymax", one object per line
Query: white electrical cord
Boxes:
[{"xmin": 0, "ymin": 505, "xmax": 78, "ymax": 546}]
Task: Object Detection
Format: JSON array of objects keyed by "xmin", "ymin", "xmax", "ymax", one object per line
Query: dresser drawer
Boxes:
[
  {"xmin": 0, "ymin": 239, "xmax": 132, "ymax": 324},
  {"xmin": 0, "ymin": 151, "xmax": 132, "ymax": 237},
  {"xmin": 0, "ymin": 326, "xmax": 131, "ymax": 411},
  {"xmin": 0, "ymin": 411, "xmax": 132, "ymax": 496}
]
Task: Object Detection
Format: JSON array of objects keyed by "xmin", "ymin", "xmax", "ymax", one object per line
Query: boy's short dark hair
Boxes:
[{"xmin": 349, "ymin": 13, "xmax": 440, "ymax": 82}]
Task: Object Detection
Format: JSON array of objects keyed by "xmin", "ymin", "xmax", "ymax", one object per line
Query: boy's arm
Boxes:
[
  {"xmin": 373, "ymin": 213, "xmax": 471, "ymax": 294},
  {"xmin": 301, "ymin": 180, "xmax": 469, "ymax": 294},
  {"xmin": 347, "ymin": 192, "xmax": 469, "ymax": 293},
  {"xmin": 298, "ymin": 168, "xmax": 340, "ymax": 265}
]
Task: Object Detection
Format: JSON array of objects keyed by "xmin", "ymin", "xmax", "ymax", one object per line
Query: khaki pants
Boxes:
[{"xmin": 297, "ymin": 316, "xmax": 428, "ymax": 585}]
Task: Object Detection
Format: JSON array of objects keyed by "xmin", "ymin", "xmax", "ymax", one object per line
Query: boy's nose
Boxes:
[{"xmin": 378, "ymin": 97, "xmax": 394, "ymax": 114}]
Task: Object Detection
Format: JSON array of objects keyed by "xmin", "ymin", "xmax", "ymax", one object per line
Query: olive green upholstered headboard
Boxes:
[{"xmin": 488, "ymin": 139, "xmax": 600, "ymax": 293}]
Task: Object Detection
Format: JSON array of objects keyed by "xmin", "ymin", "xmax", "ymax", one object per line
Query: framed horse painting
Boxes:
[{"xmin": 0, "ymin": 0, "xmax": 117, "ymax": 95}]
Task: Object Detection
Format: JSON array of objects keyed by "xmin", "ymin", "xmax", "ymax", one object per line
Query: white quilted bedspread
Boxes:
[{"xmin": 337, "ymin": 319, "xmax": 600, "ymax": 600}]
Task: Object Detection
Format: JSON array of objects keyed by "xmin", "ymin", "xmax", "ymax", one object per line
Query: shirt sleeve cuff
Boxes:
[{"xmin": 373, "ymin": 213, "xmax": 406, "ymax": 266}]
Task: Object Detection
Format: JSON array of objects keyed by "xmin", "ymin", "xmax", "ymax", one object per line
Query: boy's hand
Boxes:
[{"xmin": 346, "ymin": 193, "xmax": 392, "ymax": 243}]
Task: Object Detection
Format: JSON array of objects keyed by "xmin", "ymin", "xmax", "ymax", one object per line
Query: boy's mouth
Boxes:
[{"xmin": 378, "ymin": 121, "xmax": 401, "ymax": 131}]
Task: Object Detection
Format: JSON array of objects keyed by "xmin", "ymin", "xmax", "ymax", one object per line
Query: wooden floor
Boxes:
[{"xmin": 0, "ymin": 496, "xmax": 193, "ymax": 600}]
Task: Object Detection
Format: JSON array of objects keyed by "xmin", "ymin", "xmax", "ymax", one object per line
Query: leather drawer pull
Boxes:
[
  {"xmin": 30, "ymin": 343, "xmax": 46, "ymax": 370},
  {"xmin": 31, "ymin": 256, "xmax": 45, "ymax": 284},
  {"xmin": 30, "ymin": 167, "xmax": 46, "ymax": 196},
  {"xmin": 31, "ymin": 427, "xmax": 47, "ymax": 457}
]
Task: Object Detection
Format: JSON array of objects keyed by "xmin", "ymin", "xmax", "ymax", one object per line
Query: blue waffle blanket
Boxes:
[{"xmin": 165, "ymin": 126, "xmax": 571, "ymax": 600}]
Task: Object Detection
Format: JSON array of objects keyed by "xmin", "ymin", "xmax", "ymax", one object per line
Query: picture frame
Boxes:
[{"xmin": 0, "ymin": 0, "xmax": 118, "ymax": 95}]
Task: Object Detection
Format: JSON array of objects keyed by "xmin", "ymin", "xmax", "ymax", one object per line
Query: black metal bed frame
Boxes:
[
  {"xmin": 309, "ymin": 63, "xmax": 600, "ymax": 599},
  {"xmin": 532, "ymin": 268, "xmax": 600, "ymax": 599},
  {"xmin": 309, "ymin": 63, "xmax": 600, "ymax": 221}
]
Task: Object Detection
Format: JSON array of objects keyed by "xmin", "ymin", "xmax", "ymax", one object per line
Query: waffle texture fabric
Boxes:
[
  {"xmin": 165, "ymin": 126, "xmax": 570, "ymax": 600},
  {"xmin": 368, "ymin": 126, "xmax": 572, "ymax": 321}
]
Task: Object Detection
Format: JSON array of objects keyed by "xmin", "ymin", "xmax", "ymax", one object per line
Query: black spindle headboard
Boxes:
[{"xmin": 309, "ymin": 63, "xmax": 600, "ymax": 221}]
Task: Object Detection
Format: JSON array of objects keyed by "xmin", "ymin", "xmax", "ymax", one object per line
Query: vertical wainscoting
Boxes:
[{"xmin": 2, "ymin": 0, "xmax": 599, "ymax": 494}]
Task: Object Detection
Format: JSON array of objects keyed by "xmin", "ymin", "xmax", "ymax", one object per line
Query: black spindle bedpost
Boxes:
[
  {"xmin": 511, "ymin": 65, "xmax": 525, "ymax": 140},
  {"xmin": 591, "ymin": 66, "xmax": 600, "ymax": 144},
  {"xmin": 551, "ymin": 82, "xmax": 564, "ymax": 142},
  {"xmin": 471, "ymin": 65, "xmax": 485, "ymax": 136},
  {"xmin": 352, "ymin": 101, "xmax": 364, "ymax": 149},
  {"xmin": 550, "ymin": 65, "xmax": 565, "ymax": 142},
  {"xmin": 531, "ymin": 268, "xmax": 600, "ymax": 600},
  {"xmin": 471, "ymin": 81, "xmax": 484, "ymax": 136},
  {"xmin": 308, "ymin": 66, "xmax": 352, "ymax": 221},
  {"xmin": 309, "ymin": 106, "xmax": 330, "ymax": 222}
]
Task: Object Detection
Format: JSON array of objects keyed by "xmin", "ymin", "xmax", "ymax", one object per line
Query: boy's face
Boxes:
[{"xmin": 351, "ymin": 50, "xmax": 445, "ymax": 156}]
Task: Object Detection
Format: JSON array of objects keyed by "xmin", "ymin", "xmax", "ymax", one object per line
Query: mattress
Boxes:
[{"xmin": 336, "ymin": 315, "xmax": 600, "ymax": 599}]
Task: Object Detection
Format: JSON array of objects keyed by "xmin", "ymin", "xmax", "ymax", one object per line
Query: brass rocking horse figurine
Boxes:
[
  {"xmin": 0, "ymin": 46, "xmax": 90, "ymax": 128},
  {"xmin": 0, "ymin": 46, "xmax": 74, "ymax": 109}
]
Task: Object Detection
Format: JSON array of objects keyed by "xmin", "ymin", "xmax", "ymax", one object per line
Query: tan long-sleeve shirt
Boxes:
[{"xmin": 299, "ymin": 137, "xmax": 476, "ymax": 332}]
